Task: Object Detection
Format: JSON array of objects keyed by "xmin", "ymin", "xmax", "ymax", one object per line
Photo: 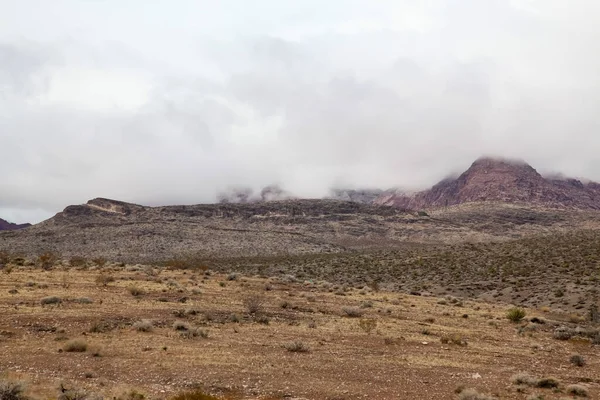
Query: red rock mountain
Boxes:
[
  {"xmin": 375, "ymin": 157, "xmax": 600, "ymax": 210},
  {"xmin": 0, "ymin": 218, "xmax": 31, "ymax": 231}
]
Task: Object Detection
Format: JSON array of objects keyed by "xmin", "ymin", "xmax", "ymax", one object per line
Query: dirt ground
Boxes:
[{"xmin": 0, "ymin": 264, "xmax": 599, "ymax": 399}]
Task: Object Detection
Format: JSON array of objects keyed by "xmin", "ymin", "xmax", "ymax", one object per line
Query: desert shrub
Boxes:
[
  {"xmin": 0, "ymin": 378, "xmax": 27, "ymax": 400},
  {"xmin": 566, "ymin": 384, "xmax": 589, "ymax": 397},
  {"xmin": 511, "ymin": 373, "xmax": 538, "ymax": 386},
  {"xmin": 133, "ymin": 320, "xmax": 153, "ymax": 332},
  {"xmin": 38, "ymin": 251, "xmax": 58, "ymax": 270},
  {"xmin": 590, "ymin": 304, "xmax": 599, "ymax": 323},
  {"xmin": 74, "ymin": 297, "xmax": 93, "ymax": 304},
  {"xmin": 536, "ymin": 377, "xmax": 559, "ymax": 388},
  {"xmin": 95, "ymin": 274, "xmax": 115, "ymax": 286},
  {"xmin": 227, "ymin": 273, "xmax": 238, "ymax": 281},
  {"xmin": 308, "ymin": 320, "xmax": 317, "ymax": 329},
  {"xmin": 243, "ymin": 294, "xmax": 264, "ymax": 314},
  {"xmin": 440, "ymin": 333, "xmax": 467, "ymax": 346},
  {"xmin": 570, "ymin": 354, "xmax": 585, "ymax": 367},
  {"xmin": 128, "ymin": 286, "xmax": 145, "ymax": 296},
  {"xmin": 358, "ymin": 318, "xmax": 377, "ymax": 334},
  {"xmin": 342, "ymin": 306, "xmax": 363, "ymax": 318},
  {"xmin": 117, "ymin": 390, "xmax": 145, "ymax": 400},
  {"xmin": 63, "ymin": 339, "xmax": 88, "ymax": 352},
  {"xmin": 180, "ymin": 328, "xmax": 208, "ymax": 339},
  {"xmin": 168, "ymin": 390, "xmax": 219, "ymax": 400},
  {"xmin": 173, "ymin": 321, "xmax": 190, "ymax": 331},
  {"xmin": 229, "ymin": 314, "xmax": 240, "ymax": 323},
  {"xmin": 41, "ymin": 296, "xmax": 62, "ymax": 305},
  {"xmin": 69, "ymin": 256, "xmax": 87, "ymax": 267},
  {"xmin": 457, "ymin": 388, "xmax": 495, "ymax": 400},
  {"xmin": 283, "ymin": 341, "xmax": 310, "ymax": 353},
  {"xmin": 507, "ymin": 307, "xmax": 526, "ymax": 322},
  {"xmin": 92, "ymin": 258, "xmax": 107, "ymax": 267},
  {"xmin": 553, "ymin": 327, "xmax": 574, "ymax": 340},
  {"xmin": 57, "ymin": 386, "xmax": 100, "ymax": 400}
]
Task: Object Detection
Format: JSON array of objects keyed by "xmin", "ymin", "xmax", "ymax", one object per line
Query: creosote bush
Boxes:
[
  {"xmin": 570, "ymin": 354, "xmax": 585, "ymax": 367},
  {"xmin": 566, "ymin": 384, "xmax": 589, "ymax": 397},
  {"xmin": 41, "ymin": 296, "xmax": 62, "ymax": 305},
  {"xmin": 341, "ymin": 306, "xmax": 363, "ymax": 318}
]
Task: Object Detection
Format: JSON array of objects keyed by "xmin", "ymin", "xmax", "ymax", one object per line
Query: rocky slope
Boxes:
[
  {"xmin": 0, "ymin": 218, "xmax": 31, "ymax": 231},
  {"xmin": 2, "ymin": 196, "xmax": 600, "ymax": 262},
  {"xmin": 375, "ymin": 157, "xmax": 600, "ymax": 210}
]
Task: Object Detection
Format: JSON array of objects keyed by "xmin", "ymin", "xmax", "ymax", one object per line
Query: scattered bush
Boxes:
[
  {"xmin": 173, "ymin": 321, "xmax": 190, "ymax": 331},
  {"xmin": 0, "ymin": 378, "xmax": 27, "ymax": 400},
  {"xmin": 38, "ymin": 251, "xmax": 58, "ymax": 270},
  {"xmin": 570, "ymin": 354, "xmax": 585, "ymax": 367},
  {"xmin": 440, "ymin": 333, "xmax": 467, "ymax": 346},
  {"xmin": 133, "ymin": 320, "xmax": 154, "ymax": 332},
  {"xmin": 457, "ymin": 388, "xmax": 495, "ymax": 400},
  {"xmin": 507, "ymin": 307, "xmax": 526, "ymax": 322},
  {"xmin": 358, "ymin": 318, "xmax": 377, "ymax": 334},
  {"xmin": 243, "ymin": 294, "xmax": 264, "ymax": 314},
  {"xmin": 74, "ymin": 297, "xmax": 94, "ymax": 304},
  {"xmin": 63, "ymin": 339, "xmax": 88, "ymax": 352},
  {"xmin": 41, "ymin": 296, "xmax": 62, "ymax": 305},
  {"xmin": 95, "ymin": 274, "xmax": 115, "ymax": 286},
  {"xmin": 342, "ymin": 307, "xmax": 363, "ymax": 318},
  {"xmin": 553, "ymin": 327, "xmax": 574, "ymax": 341},
  {"xmin": 566, "ymin": 384, "xmax": 589, "ymax": 397},
  {"xmin": 283, "ymin": 341, "xmax": 310, "ymax": 353},
  {"xmin": 511, "ymin": 373, "xmax": 538, "ymax": 386},
  {"xmin": 536, "ymin": 377, "xmax": 559, "ymax": 389},
  {"xmin": 128, "ymin": 286, "xmax": 145, "ymax": 296}
]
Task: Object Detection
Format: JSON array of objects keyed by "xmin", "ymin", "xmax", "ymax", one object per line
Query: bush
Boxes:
[
  {"xmin": 243, "ymin": 294, "xmax": 264, "ymax": 314},
  {"xmin": 38, "ymin": 251, "xmax": 58, "ymax": 270},
  {"xmin": 457, "ymin": 388, "xmax": 495, "ymax": 400},
  {"xmin": 95, "ymin": 274, "xmax": 115, "ymax": 286},
  {"xmin": 133, "ymin": 320, "xmax": 154, "ymax": 332},
  {"xmin": 41, "ymin": 296, "xmax": 62, "ymax": 305},
  {"xmin": 342, "ymin": 306, "xmax": 363, "ymax": 318},
  {"xmin": 566, "ymin": 384, "xmax": 589, "ymax": 397},
  {"xmin": 63, "ymin": 339, "xmax": 88, "ymax": 352},
  {"xmin": 553, "ymin": 327, "xmax": 574, "ymax": 340},
  {"xmin": 511, "ymin": 373, "xmax": 538, "ymax": 386},
  {"xmin": 0, "ymin": 379, "xmax": 27, "ymax": 400},
  {"xmin": 507, "ymin": 307, "xmax": 526, "ymax": 322},
  {"xmin": 128, "ymin": 286, "xmax": 145, "ymax": 296},
  {"xmin": 173, "ymin": 321, "xmax": 190, "ymax": 331},
  {"xmin": 283, "ymin": 341, "xmax": 310, "ymax": 353},
  {"xmin": 536, "ymin": 377, "xmax": 559, "ymax": 388},
  {"xmin": 570, "ymin": 354, "xmax": 585, "ymax": 367}
]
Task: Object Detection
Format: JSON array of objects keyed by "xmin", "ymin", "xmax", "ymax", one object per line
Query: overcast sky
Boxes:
[{"xmin": 2, "ymin": 0, "xmax": 600, "ymax": 223}]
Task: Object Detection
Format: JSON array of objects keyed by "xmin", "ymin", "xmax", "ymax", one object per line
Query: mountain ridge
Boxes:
[{"xmin": 374, "ymin": 157, "xmax": 600, "ymax": 210}]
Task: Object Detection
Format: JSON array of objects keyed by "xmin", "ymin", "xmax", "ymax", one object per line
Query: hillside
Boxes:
[{"xmin": 375, "ymin": 157, "xmax": 600, "ymax": 210}]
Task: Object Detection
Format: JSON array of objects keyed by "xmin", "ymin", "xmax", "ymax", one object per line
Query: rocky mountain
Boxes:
[
  {"xmin": 375, "ymin": 157, "xmax": 600, "ymax": 210},
  {"xmin": 3, "ymin": 195, "xmax": 600, "ymax": 263},
  {"xmin": 0, "ymin": 218, "xmax": 31, "ymax": 231}
]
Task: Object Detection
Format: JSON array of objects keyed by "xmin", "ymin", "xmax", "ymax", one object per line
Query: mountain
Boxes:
[
  {"xmin": 0, "ymin": 218, "xmax": 31, "ymax": 231},
  {"xmin": 375, "ymin": 157, "xmax": 600, "ymax": 210}
]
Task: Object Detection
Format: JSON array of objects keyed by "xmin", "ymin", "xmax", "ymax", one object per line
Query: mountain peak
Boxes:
[{"xmin": 375, "ymin": 156, "xmax": 600, "ymax": 210}]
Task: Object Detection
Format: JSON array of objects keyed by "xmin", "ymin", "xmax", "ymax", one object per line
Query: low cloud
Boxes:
[{"xmin": 2, "ymin": 0, "xmax": 600, "ymax": 223}]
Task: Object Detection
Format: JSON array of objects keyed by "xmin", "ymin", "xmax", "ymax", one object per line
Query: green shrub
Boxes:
[{"xmin": 507, "ymin": 307, "xmax": 526, "ymax": 322}]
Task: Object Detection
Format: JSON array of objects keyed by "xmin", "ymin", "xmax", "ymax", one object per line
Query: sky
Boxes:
[{"xmin": 2, "ymin": 0, "xmax": 600, "ymax": 224}]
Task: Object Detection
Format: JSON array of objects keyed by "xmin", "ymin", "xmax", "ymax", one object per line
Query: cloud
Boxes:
[{"xmin": 2, "ymin": 0, "xmax": 600, "ymax": 223}]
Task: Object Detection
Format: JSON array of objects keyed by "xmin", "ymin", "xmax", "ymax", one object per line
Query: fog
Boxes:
[{"xmin": 2, "ymin": 0, "xmax": 600, "ymax": 223}]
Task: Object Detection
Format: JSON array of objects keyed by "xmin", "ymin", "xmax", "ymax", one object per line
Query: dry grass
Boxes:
[{"xmin": 0, "ymin": 266, "xmax": 599, "ymax": 400}]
